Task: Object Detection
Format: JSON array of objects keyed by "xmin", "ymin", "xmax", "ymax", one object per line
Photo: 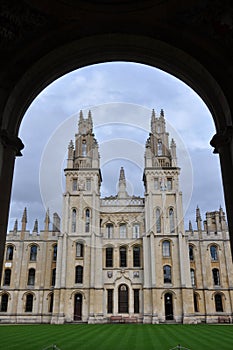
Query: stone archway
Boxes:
[{"xmin": 1, "ymin": 3, "xmax": 233, "ymax": 280}]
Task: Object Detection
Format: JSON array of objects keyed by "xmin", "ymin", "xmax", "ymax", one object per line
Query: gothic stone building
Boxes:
[{"xmin": 1, "ymin": 110, "xmax": 233, "ymax": 324}]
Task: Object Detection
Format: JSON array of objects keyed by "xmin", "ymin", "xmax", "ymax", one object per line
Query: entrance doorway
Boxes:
[
  {"xmin": 118, "ymin": 284, "xmax": 129, "ymax": 313},
  {"xmin": 164, "ymin": 293, "xmax": 173, "ymax": 320},
  {"xmin": 74, "ymin": 293, "xmax": 82, "ymax": 321}
]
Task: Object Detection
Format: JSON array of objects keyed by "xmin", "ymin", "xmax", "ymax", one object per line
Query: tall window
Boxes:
[
  {"xmin": 85, "ymin": 209, "xmax": 90, "ymax": 233},
  {"xmin": 194, "ymin": 293, "xmax": 199, "ymax": 312},
  {"xmin": 162, "ymin": 241, "xmax": 170, "ymax": 257},
  {"xmin": 3, "ymin": 269, "xmax": 11, "ymax": 286},
  {"xmin": 189, "ymin": 245, "xmax": 194, "ymax": 261},
  {"xmin": 215, "ymin": 294, "xmax": 223, "ymax": 312},
  {"xmin": 212, "ymin": 268, "xmax": 220, "ymax": 286},
  {"xmin": 82, "ymin": 140, "xmax": 87, "ymax": 156},
  {"xmin": 72, "ymin": 178, "xmax": 77, "ymax": 191},
  {"xmin": 75, "ymin": 265, "xmax": 83, "ymax": 284},
  {"xmin": 51, "ymin": 268, "xmax": 56, "ymax": 287},
  {"xmin": 133, "ymin": 246, "xmax": 141, "ymax": 267},
  {"xmin": 158, "ymin": 140, "xmax": 162, "ymax": 156},
  {"xmin": 167, "ymin": 178, "xmax": 172, "ymax": 190},
  {"xmin": 120, "ymin": 223, "xmax": 126, "ymax": 238},
  {"xmin": 118, "ymin": 284, "xmax": 128, "ymax": 313},
  {"xmin": 49, "ymin": 293, "xmax": 54, "ymax": 313},
  {"xmin": 0, "ymin": 294, "xmax": 9, "ymax": 312},
  {"xmin": 190, "ymin": 268, "xmax": 196, "ymax": 286},
  {"xmin": 134, "ymin": 289, "xmax": 140, "ymax": 313},
  {"xmin": 6, "ymin": 245, "xmax": 14, "ymax": 260},
  {"xmin": 107, "ymin": 289, "xmax": 113, "ymax": 314},
  {"xmin": 25, "ymin": 294, "xmax": 33, "ymax": 312},
  {"xmin": 86, "ymin": 179, "xmax": 91, "ymax": 191},
  {"xmin": 163, "ymin": 265, "xmax": 172, "ymax": 284},
  {"xmin": 154, "ymin": 178, "xmax": 159, "ymax": 190},
  {"xmin": 106, "ymin": 224, "xmax": 113, "ymax": 239},
  {"xmin": 30, "ymin": 245, "xmax": 37, "ymax": 261},
  {"xmin": 169, "ymin": 208, "xmax": 175, "ymax": 233},
  {"xmin": 53, "ymin": 244, "xmax": 57, "ymax": 261},
  {"xmin": 28, "ymin": 268, "xmax": 35, "ymax": 286},
  {"xmin": 76, "ymin": 242, "xmax": 84, "ymax": 257},
  {"xmin": 133, "ymin": 224, "xmax": 140, "ymax": 238},
  {"xmin": 72, "ymin": 209, "xmax": 76, "ymax": 233},
  {"xmin": 106, "ymin": 247, "xmax": 113, "ymax": 268},
  {"xmin": 210, "ymin": 245, "xmax": 218, "ymax": 261},
  {"xmin": 156, "ymin": 208, "xmax": 161, "ymax": 233},
  {"xmin": 120, "ymin": 247, "xmax": 127, "ymax": 268}
]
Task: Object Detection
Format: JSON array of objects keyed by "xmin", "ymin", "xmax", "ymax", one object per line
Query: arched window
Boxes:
[
  {"xmin": 0, "ymin": 293, "xmax": 9, "ymax": 312},
  {"xmin": 194, "ymin": 293, "xmax": 199, "ymax": 312},
  {"xmin": 75, "ymin": 265, "xmax": 83, "ymax": 284},
  {"xmin": 6, "ymin": 245, "xmax": 14, "ymax": 260},
  {"xmin": 51, "ymin": 268, "xmax": 56, "ymax": 287},
  {"xmin": 48, "ymin": 293, "xmax": 54, "ymax": 313},
  {"xmin": 3, "ymin": 269, "xmax": 11, "ymax": 286},
  {"xmin": 133, "ymin": 223, "xmax": 140, "ymax": 238},
  {"xmin": 156, "ymin": 208, "xmax": 161, "ymax": 233},
  {"xmin": 189, "ymin": 245, "xmax": 194, "ymax": 261},
  {"xmin": 85, "ymin": 209, "xmax": 90, "ymax": 233},
  {"xmin": 53, "ymin": 244, "xmax": 57, "ymax": 261},
  {"xmin": 162, "ymin": 240, "xmax": 170, "ymax": 257},
  {"xmin": 106, "ymin": 223, "xmax": 113, "ymax": 238},
  {"xmin": 163, "ymin": 265, "xmax": 172, "ymax": 283},
  {"xmin": 28, "ymin": 268, "xmax": 35, "ymax": 286},
  {"xmin": 25, "ymin": 294, "xmax": 33, "ymax": 312},
  {"xmin": 118, "ymin": 284, "xmax": 128, "ymax": 313},
  {"xmin": 190, "ymin": 268, "xmax": 196, "ymax": 286},
  {"xmin": 169, "ymin": 208, "xmax": 175, "ymax": 233},
  {"xmin": 215, "ymin": 294, "xmax": 223, "ymax": 312},
  {"xmin": 76, "ymin": 242, "xmax": 84, "ymax": 257},
  {"xmin": 210, "ymin": 245, "xmax": 218, "ymax": 261},
  {"xmin": 106, "ymin": 247, "xmax": 113, "ymax": 268},
  {"xmin": 158, "ymin": 140, "xmax": 162, "ymax": 156},
  {"xmin": 133, "ymin": 246, "xmax": 140, "ymax": 267},
  {"xmin": 72, "ymin": 209, "xmax": 76, "ymax": 233},
  {"xmin": 30, "ymin": 245, "xmax": 37, "ymax": 261},
  {"xmin": 120, "ymin": 247, "xmax": 127, "ymax": 268},
  {"xmin": 120, "ymin": 223, "xmax": 126, "ymax": 238},
  {"xmin": 82, "ymin": 140, "xmax": 87, "ymax": 156},
  {"xmin": 212, "ymin": 268, "xmax": 220, "ymax": 286}
]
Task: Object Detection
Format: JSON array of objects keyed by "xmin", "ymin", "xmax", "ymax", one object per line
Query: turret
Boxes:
[
  {"xmin": 44, "ymin": 209, "xmax": 50, "ymax": 231},
  {"xmin": 21, "ymin": 207, "xmax": 27, "ymax": 232},
  {"xmin": 53, "ymin": 212, "xmax": 60, "ymax": 232},
  {"xmin": 13, "ymin": 219, "xmax": 18, "ymax": 235},
  {"xmin": 196, "ymin": 206, "xmax": 202, "ymax": 231},
  {"xmin": 33, "ymin": 219, "xmax": 39, "ymax": 234}
]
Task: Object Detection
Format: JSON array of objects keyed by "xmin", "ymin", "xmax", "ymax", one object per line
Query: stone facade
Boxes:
[{"xmin": 1, "ymin": 110, "xmax": 233, "ymax": 324}]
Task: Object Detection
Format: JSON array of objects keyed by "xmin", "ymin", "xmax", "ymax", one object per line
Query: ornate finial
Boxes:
[
  {"xmin": 22, "ymin": 207, "xmax": 27, "ymax": 223},
  {"xmin": 33, "ymin": 219, "xmax": 38, "ymax": 233},
  {"xmin": 53, "ymin": 212, "xmax": 61, "ymax": 232},
  {"xmin": 68, "ymin": 140, "xmax": 74, "ymax": 149},
  {"xmin": 160, "ymin": 109, "xmax": 164, "ymax": 117},
  {"xmin": 88, "ymin": 110, "xmax": 92, "ymax": 119},
  {"xmin": 44, "ymin": 209, "xmax": 50, "ymax": 231},
  {"xmin": 189, "ymin": 220, "xmax": 193, "ymax": 231},
  {"xmin": 79, "ymin": 110, "xmax": 83, "ymax": 120},
  {"xmin": 119, "ymin": 166, "xmax": 125, "ymax": 181},
  {"xmin": 13, "ymin": 219, "xmax": 18, "ymax": 233}
]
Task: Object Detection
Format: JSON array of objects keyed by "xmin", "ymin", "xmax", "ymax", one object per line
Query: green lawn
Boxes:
[{"xmin": 0, "ymin": 324, "xmax": 232, "ymax": 350}]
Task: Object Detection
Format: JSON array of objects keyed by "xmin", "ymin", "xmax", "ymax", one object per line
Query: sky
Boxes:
[{"xmin": 8, "ymin": 62, "xmax": 225, "ymax": 232}]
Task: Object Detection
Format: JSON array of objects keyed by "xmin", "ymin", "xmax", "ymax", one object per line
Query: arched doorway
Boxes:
[
  {"xmin": 118, "ymin": 284, "xmax": 129, "ymax": 313},
  {"xmin": 74, "ymin": 293, "xmax": 82, "ymax": 321},
  {"xmin": 164, "ymin": 293, "xmax": 173, "ymax": 320}
]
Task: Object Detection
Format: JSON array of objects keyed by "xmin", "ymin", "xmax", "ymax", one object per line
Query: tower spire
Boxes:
[
  {"xmin": 44, "ymin": 209, "xmax": 50, "ymax": 231},
  {"xmin": 33, "ymin": 219, "xmax": 38, "ymax": 234},
  {"xmin": 13, "ymin": 219, "xmax": 18, "ymax": 234},
  {"xmin": 196, "ymin": 206, "xmax": 202, "ymax": 231}
]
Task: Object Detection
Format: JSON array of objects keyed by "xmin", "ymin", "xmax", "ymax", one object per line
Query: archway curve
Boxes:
[{"xmin": 2, "ymin": 33, "xmax": 231, "ymax": 135}]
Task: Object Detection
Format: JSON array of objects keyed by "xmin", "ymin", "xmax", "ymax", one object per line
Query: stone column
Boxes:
[
  {"xmin": 210, "ymin": 127, "xmax": 233, "ymax": 257},
  {"xmin": 0, "ymin": 130, "xmax": 24, "ymax": 282}
]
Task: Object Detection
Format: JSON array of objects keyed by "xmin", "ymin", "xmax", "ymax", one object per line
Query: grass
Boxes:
[{"xmin": 0, "ymin": 324, "xmax": 232, "ymax": 350}]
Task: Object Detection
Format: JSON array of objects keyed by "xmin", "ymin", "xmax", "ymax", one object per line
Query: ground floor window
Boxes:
[
  {"xmin": 107, "ymin": 289, "xmax": 113, "ymax": 313},
  {"xmin": 0, "ymin": 294, "xmax": 9, "ymax": 312},
  {"xmin": 134, "ymin": 289, "xmax": 140, "ymax": 313},
  {"xmin": 25, "ymin": 294, "xmax": 33, "ymax": 312},
  {"xmin": 118, "ymin": 284, "xmax": 128, "ymax": 313},
  {"xmin": 194, "ymin": 292, "xmax": 199, "ymax": 312},
  {"xmin": 215, "ymin": 294, "xmax": 223, "ymax": 312}
]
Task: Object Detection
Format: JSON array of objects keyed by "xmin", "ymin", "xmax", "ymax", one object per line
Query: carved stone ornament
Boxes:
[
  {"xmin": 107, "ymin": 271, "xmax": 112, "ymax": 278},
  {"xmin": 210, "ymin": 126, "xmax": 233, "ymax": 153},
  {"xmin": 0, "ymin": 129, "xmax": 24, "ymax": 156}
]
